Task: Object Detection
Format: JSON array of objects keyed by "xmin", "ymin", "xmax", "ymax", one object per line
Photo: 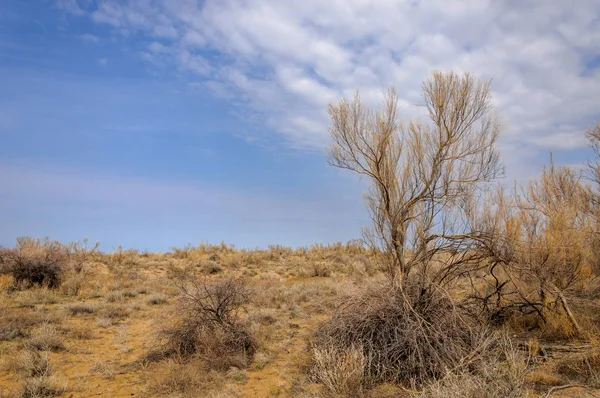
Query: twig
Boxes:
[{"xmin": 542, "ymin": 384, "xmax": 586, "ymax": 398}]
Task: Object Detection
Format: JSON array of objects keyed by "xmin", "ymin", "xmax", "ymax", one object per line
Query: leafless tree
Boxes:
[
  {"xmin": 469, "ymin": 161, "xmax": 594, "ymax": 334},
  {"xmin": 327, "ymin": 71, "xmax": 502, "ymax": 289},
  {"xmin": 586, "ymin": 122, "xmax": 600, "ymax": 190}
]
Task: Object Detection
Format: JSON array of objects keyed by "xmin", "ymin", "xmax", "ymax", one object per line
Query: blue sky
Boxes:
[{"xmin": 1, "ymin": 0, "xmax": 599, "ymax": 251}]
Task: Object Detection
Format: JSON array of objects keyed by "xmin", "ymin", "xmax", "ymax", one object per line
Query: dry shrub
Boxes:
[
  {"xmin": 99, "ymin": 304, "xmax": 130, "ymax": 320},
  {"xmin": 104, "ymin": 291, "xmax": 125, "ymax": 303},
  {"xmin": 3, "ymin": 346, "xmax": 66, "ymax": 398},
  {"xmin": 312, "ymin": 284, "xmax": 489, "ymax": 388},
  {"xmin": 418, "ymin": 336, "xmax": 529, "ymax": 398},
  {"xmin": 14, "ymin": 288, "xmax": 60, "ymax": 307},
  {"xmin": 59, "ymin": 271, "xmax": 86, "ymax": 296},
  {"xmin": 155, "ymin": 275, "xmax": 256, "ymax": 371},
  {"xmin": 146, "ymin": 293, "xmax": 168, "ymax": 305},
  {"xmin": 19, "ymin": 376, "xmax": 66, "ymax": 398},
  {"xmin": 88, "ymin": 360, "xmax": 116, "ymax": 379},
  {"xmin": 26, "ymin": 324, "xmax": 64, "ymax": 352},
  {"xmin": 65, "ymin": 303, "xmax": 96, "ymax": 316},
  {"xmin": 311, "ymin": 344, "xmax": 368, "ymax": 397},
  {"xmin": 556, "ymin": 352, "xmax": 600, "ymax": 386},
  {"xmin": 148, "ymin": 358, "xmax": 217, "ymax": 397},
  {"xmin": 0, "ymin": 311, "xmax": 34, "ymax": 341},
  {"xmin": 6, "ymin": 347, "xmax": 53, "ymax": 377},
  {"xmin": 0, "ymin": 310, "xmax": 63, "ymax": 341},
  {"xmin": 0, "ymin": 239, "xmax": 66, "ymax": 289},
  {"xmin": 311, "ymin": 262, "xmax": 331, "ymax": 277},
  {"xmin": 202, "ymin": 263, "xmax": 223, "ymax": 275}
]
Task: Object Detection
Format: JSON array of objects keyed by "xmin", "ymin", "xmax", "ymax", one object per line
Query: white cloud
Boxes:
[
  {"xmin": 54, "ymin": 0, "xmax": 88, "ymax": 15},
  {"xmin": 58, "ymin": 0, "xmax": 600, "ymax": 163}
]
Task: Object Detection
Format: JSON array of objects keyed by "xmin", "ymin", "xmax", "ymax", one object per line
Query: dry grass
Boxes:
[
  {"xmin": 152, "ymin": 275, "xmax": 257, "ymax": 372},
  {"xmin": 65, "ymin": 303, "xmax": 96, "ymax": 316},
  {"xmin": 312, "ymin": 283, "xmax": 490, "ymax": 387},
  {"xmin": 26, "ymin": 324, "xmax": 64, "ymax": 352},
  {"xmin": 146, "ymin": 293, "xmax": 168, "ymax": 305},
  {"xmin": 311, "ymin": 344, "xmax": 368, "ymax": 397},
  {"xmin": 0, "ymin": 240, "xmax": 598, "ymax": 397}
]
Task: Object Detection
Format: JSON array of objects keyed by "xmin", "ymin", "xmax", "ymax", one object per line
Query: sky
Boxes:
[{"xmin": 0, "ymin": 0, "xmax": 599, "ymax": 251}]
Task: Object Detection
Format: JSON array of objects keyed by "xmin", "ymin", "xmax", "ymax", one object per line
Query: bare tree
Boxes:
[
  {"xmin": 327, "ymin": 71, "xmax": 502, "ymax": 289},
  {"xmin": 469, "ymin": 161, "xmax": 594, "ymax": 334},
  {"xmin": 586, "ymin": 122, "xmax": 600, "ymax": 190}
]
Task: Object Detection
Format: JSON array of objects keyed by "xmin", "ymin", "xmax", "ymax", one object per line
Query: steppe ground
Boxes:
[{"xmin": 1, "ymin": 243, "xmax": 600, "ymax": 397}]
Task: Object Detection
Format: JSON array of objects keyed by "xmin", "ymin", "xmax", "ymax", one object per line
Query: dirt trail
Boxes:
[{"xmin": 240, "ymin": 318, "xmax": 317, "ymax": 397}]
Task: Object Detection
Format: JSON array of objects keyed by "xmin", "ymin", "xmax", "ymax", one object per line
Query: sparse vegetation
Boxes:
[
  {"xmin": 0, "ymin": 78, "xmax": 599, "ymax": 396},
  {"xmin": 154, "ymin": 274, "xmax": 256, "ymax": 371},
  {"xmin": 0, "ymin": 238, "xmax": 66, "ymax": 289}
]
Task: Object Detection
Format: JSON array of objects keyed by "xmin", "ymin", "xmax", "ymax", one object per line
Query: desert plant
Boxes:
[
  {"xmin": 0, "ymin": 238, "xmax": 66, "ymax": 289},
  {"xmin": 19, "ymin": 376, "xmax": 65, "ymax": 398},
  {"xmin": 466, "ymin": 161, "xmax": 595, "ymax": 336},
  {"xmin": 156, "ymin": 275, "xmax": 256, "ymax": 370},
  {"xmin": 311, "ymin": 262, "xmax": 331, "ymax": 277},
  {"xmin": 312, "ymin": 283, "xmax": 491, "ymax": 387},
  {"xmin": 311, "ymin": 344, "xmax": 368, "ymax": 396},
  {"xmin": 26, "ymin": 324, "xmax": 64, "ymax": 352},
  {"xmin": 147, "ymin": 293, "xmax": 168, "ymax": 305},
  {"xmin": 64, "ymin": 238, "xmax": 99, "ymax": 274},
  {"xmin": 327, "ymin": 71, "xmax": 502, "ymax": 289},
  {"xmin": 65, "ymin": 303, "xmax": 96, "ymax": 316}
]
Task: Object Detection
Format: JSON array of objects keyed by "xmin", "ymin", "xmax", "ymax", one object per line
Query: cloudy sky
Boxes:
[{"xmin": 1, "ymin": 0, "xmax": 599, "ymax": 250}]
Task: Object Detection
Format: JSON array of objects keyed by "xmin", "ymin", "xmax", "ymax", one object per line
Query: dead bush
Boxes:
[
  {"xmin": 311, "ymin": 344, "xmax": 368, "ymax": 397},
  {"xmin": 556, "ymin": 352, "xmax": 600, "ymax": 386},
  {"xmin": 0, "ymin": 310, "xmax": 60, "ymax": 341},
  {"xmin": 19, "ymin": 376, "xmax": 66, "ymax": 398},
  {"xmin": 147, "ymin": 293, "xmax": 168, "ymax": 305},
  {"xmin": 0, "ymin": 311, "xmax": 33, "ymax": 341},
  {"xmin": 148, "ymin": 358, "xmax": 217, "ymax": 397},
  {"xmin": 312, "ymin": 283, "xmax": 490, "ymax": 388},
  {"xmin": 155, "ymin": 275, "xmax": 256, "ymax": 370},
  {"xmin": 66, "ymin": 303, "xmax": 96, "ymax": 316},
  {"xmin": 5, "ymin": 347, "xmax": 53, "ymax": 378},
  {"xmin": 26, "ymin": 324, "xmax": 64, "ymax": 352},
  {"xmin": 418, "ymin": 335, "xmax": 529, "ymax": 398},
  {"xmin": 0, "ymin": 238, "xmax": 66, "ymax": 289},
  {"xmin": 311, "ymin": 262, "xmax": 331, "ymax": 277}
]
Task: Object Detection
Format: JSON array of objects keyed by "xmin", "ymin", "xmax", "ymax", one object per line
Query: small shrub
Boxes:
[
  {"xmin": 147, "ymin": 294, "xmax": 168, "ymax": 305},
  {"xmin": 0, "ymin": 310, "xmax": 63, "ymax": 341},
  {"xmin": 149, "ymin": 358, "xmax": 215, "ymax": 396},
  {"xmin": 556, "ymin": 352, "xmax": 600, "ymax": 385},
  {"xmin": 105, "ymin": 291, "xmax": 125, "ymax": 303},
  {"xmin": 89, "ymin": 360, "xmax": 115, "ymax": 379},
  {"xmin": 66, "ymin": 303, "xmax": 96, "ymax": 316},
  {"xmin": 67, "ymin": 324, "xmax": 94, "ymax": 340},
  {"xmin": 311, "ymin": 344, "xmax": 367, "ymax": 397},
  {"xmin": 155, "ymin": 275, "xmax": 256, "ymax": 370},
  {"xmin": 59, "ymin": 272, "xmax": 86, "ymax": 296},
  {"xmin": 100, "ymin": 304, "xmax": 130, "ymax": 320},
  {"xmin": 0, "ymin": 239, "xmax": 66, "ymax": 289},
  {"xmin": 26, "ymin": 324, "xmax": 64, "ymax": 352},
  {"xmin": 19, "ymin": 376, "xmax": 65, "ymax": 398},
  {"xmin": 204, "ymin": 264, "xmax": 223, "ymax": 275},
  {"xmin": 7, "ymin": 347, "xmax": 52, "ymax": 377},
  {"xmin": 418, "ymin": 337, "xmax": 529, "ymax": 398},
  {"xmin": 0, "ymin": 312, "xmax": 32, "ymax": 341},
  {"xmin": 311, "ymin": 262, "xmax": 331, "ymax": 277},
  {"xmin": 15, "ymin": 288, "xmax": 60, "ymax": 307},
  {"xmin": 96, "ymin": 317, "xmax": 113, "ymax": 328}
]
